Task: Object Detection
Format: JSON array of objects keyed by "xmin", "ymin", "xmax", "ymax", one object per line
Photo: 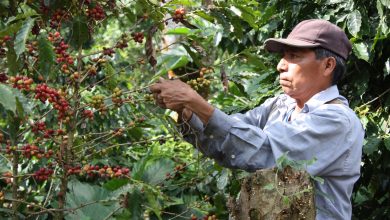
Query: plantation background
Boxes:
[{"xmin": 0, "ymin": 0, "xmax": 389, "ymax": 219}]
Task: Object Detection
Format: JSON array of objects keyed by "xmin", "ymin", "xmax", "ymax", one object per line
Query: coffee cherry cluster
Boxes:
[
  {"xmin": 90, "ymin": 94, "xmax": 106, "ymax": 111},
  {"xmin": 0, "ymin": 36, "xmax": 11, "ymax": 57},
  {"xmin": 53, "ymin": 39, "xmax": 74, "ymax": 74},
  {"xmin": 3, "ymin": 145, "xmax": 16, "ymax": 154},
  {"xmin": 199, "ymin": 67, "xmax": 213, "ymax": 77},
  {"xmin": 86, "ymin": 65, "xmax": 97, "ymax": 76},
  {"xmin": 50, "ymin": 9, "xmax": 69, "ymax": 28},
  {"xmin": 86, "ymin": 4, "xmax": 106, "ymax": 21},
  {"xmin": 31, "ymin": 122, "xmax": 46, "ymax": 134},
  {"xmin": 112, "ymin": 128, "xmax": 125, "ymax": 136},
  {"xmin": 103, "ymin": 47, "xmax": 115, "ymax": 57},
  {"xmin": 34, "ymin": 83, "xmax": 70, "ymax": 120},
  {"xmin": 2, "ymin": 172, "xmax": 12, "ymax": 184},
  {"xmin": 0, "ymin": 72, "xmax": 8, "ymax": 83},
  {"xmin": 131, "ymin": 32, "xmax": 144, "ymax": 43},
  {"xmin": 83, "ymin": 109, "xmax": 94, "ymax": 119},
  {"xmin": 112, "ymin": 87, "xmax": 123, "ymax": 106},
  {"xmin": 33, "ymin": 167, "xmax": 54, "ymax": 181},
  {"xmin": 26, "ymin": 41, "xmax": 38, "ymax": 55},
  {"xmin": 48, "ymin": 31, "xmax": 61, "ymax": 42},
  {"xmin": 9, "ymin": 76, "xmax": 34, "ymax": 91},
  {"xmin": 186, "ymin": 78, "xmax": 210, "ymax": 92},
  {"xmin": 67, "ymin": 164, "xmax": 130, "ymax": 179},
  {"xmin": 21, "ymin": 144, "xmax": 54, "ymax": 159},
  {"xmin": 1, "ymin": 35, "xmax": 11, "ymax": 44},
  {"xmin": 115, "ymin": 34, "xmax": 129, "ymax": 49},
  {"xmin": 0, "ymin": 132, "xmax": 4, "ymax": 142},
  {"xmin": 172, "ymin": 8, "xmax": 185, "ymax": 23},
  {"xmin": 202, "ymin": 214, "xmax": 217, "ymax": 220}
]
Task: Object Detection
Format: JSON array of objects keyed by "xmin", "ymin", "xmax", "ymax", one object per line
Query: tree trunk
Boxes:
[{"xmin": 227, "ymin": 166, "xmax": 316, "ymax": 220}]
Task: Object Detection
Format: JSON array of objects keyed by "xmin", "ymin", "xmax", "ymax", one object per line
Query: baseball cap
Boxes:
[{"xmin": 264, "ymin": 19, "xmax": 352, "ymax": 60}]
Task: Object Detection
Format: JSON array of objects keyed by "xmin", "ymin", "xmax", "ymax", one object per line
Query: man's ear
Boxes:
[{"xmin": 323, "ymin": 57, "xmax": 336, "ymax": 77}]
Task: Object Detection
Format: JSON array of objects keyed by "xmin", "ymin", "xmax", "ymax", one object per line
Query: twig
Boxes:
[{"xmin": 358, "ymin": 87, "xmax": 390, "ymax": 109}]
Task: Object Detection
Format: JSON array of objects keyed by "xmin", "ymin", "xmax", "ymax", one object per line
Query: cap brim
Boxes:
[{"xmin": 264, "ymin": 38, "xmax": 321, "ymax": 53}]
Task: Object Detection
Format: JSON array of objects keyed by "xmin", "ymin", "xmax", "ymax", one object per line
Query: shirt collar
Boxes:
[{"xmin": 284, "ymin": 85, "xmax": 348, "ymax": 112}]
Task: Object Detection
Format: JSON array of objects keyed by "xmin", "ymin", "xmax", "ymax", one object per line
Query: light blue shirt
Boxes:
[{"xmin": 183, "ymin": 85, "xmax": 364, "ymax": 220}]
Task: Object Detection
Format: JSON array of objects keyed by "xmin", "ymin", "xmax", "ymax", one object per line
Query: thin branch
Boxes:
[{"xmin": 358, "ymin": 87, "xmax": 390, "ymax": 109}]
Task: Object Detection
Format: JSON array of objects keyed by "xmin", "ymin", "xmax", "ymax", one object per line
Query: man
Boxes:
[{"xmin": 150, "ymin": 19, "xmax": 364, "ymax": 219}]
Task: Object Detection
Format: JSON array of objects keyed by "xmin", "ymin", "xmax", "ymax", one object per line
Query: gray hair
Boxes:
[{"xmin": 314, "ymin": 48, "xmax": 347, "ymax": 85}]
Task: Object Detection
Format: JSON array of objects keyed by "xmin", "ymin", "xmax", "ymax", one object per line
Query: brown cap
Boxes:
[{"xmin": 264, "ymin": 19, "xmax": 352, "ymax": 60}]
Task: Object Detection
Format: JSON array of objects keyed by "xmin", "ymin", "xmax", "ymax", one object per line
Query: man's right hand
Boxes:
[{"xmin": 149, "ymin": 77, "xmax": 215, "ymax": 125}]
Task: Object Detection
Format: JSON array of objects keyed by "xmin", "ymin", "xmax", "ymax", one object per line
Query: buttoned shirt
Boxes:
[{"xmin": 183, "ymin": 85, "xmax": 364, "ymax": 220}]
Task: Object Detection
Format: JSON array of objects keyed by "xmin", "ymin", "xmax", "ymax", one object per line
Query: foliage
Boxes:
[{"xmin": 0, "ymin": 0, "xmax": 388, "ymax": 219}]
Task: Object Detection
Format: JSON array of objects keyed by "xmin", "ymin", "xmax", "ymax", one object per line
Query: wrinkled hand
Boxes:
[{"xmin": 149, "ymin": 78, "xmax": 197, "ymax": 112}]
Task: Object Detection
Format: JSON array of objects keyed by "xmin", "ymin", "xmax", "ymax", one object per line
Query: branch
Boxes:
[{"xmin": 357, "ymin": 87, "xmax": 390, "ymax": 109}]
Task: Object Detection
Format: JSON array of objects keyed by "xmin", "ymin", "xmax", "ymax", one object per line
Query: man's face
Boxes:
[{"xmin": 277, "ymin": 47, "xmax": 329, "ymax": 102}]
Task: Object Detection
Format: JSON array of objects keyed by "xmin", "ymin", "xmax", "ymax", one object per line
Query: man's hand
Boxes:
[
  {"xmin": 149, "ymin": 78, "xmax": 215, "ymax": 124},
  {"xmin": 149, "ymin": 78, "xmax": 195, "ymax": 112}
]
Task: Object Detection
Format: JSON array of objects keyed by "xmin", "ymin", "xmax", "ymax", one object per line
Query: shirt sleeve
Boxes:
[
  {"xmin": 183, "ymin": 97, "xmax": 279, "ymax": 171},
  {"xmin": 183, "ymin": 101, "xmax": 362, "ymax": 177}
]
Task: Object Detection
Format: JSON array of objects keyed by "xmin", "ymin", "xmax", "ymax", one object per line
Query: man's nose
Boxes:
[{"xmin": 277, "ymin": 58, "xmax": 288, "ymax": 73}]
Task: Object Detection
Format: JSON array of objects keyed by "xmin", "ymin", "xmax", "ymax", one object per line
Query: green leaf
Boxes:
[
  {"xmin": 384, "ymin": 136, "xmax": 390, "ymax": 151},
  {"xmin": 14, "ymin": 18, "xmax": 35, "ymax": 59},
  {"xmin": 6, "ymin": 43, "xmax": 18, "ymax": 75},
  {"xmin": 380, "ymin": 0, "xmax": 390, "ymax": 8},
  {"xmin": 127, "ymin": 189, "xmax": 144, "ymax": 220},
  {"xmin": 103, "ymin": 63, "xmax": 117, "ymax": 89},
  {"xmin": 14, "ymin": 89, "xmax": 31, "ymax": 117},
  {"xmin": 217, "ymin": 169, "xmax": 229, "ymax": 190},
  {"xmin": 0, "ymin": 84, "xmax": 16, "ymax": 113},
  {"xmin": 155, "ymin": 47, "xmax": 190, "ymax": 79},
  {"xmin": 141, "ymin": 158, "xmax": 175, "ymax": 185},
  {"xmin": 165, "ymin": 27, "xmax": 191, "ymax": 35},
  {"xmin": 65, "ymin": 179, "xmax": 118, "ymax": 220},
  {"xmin": 363, "ymin": 136, "xmax": 381, "ymax": 155},
  {"xmin": 0, "ymin": 21, "xmax": 22, "ymax": 38},
  {"xmin": 144, "ymin": 188, "xmax": 162, "ymax": 219},
  {"xmin": 38, "ymin": 34, "xmax": 55, "ymax": 78},
  {"xmin": 352, "ymin": 42, "xmax": 369, "ymax": 62},
  {"xmin": 347, "ymin": 10, "xmax": 362, "ymax": 37},
  {"xmin": 70, "ymin": 16, "xmax": 90, "ymax": 49},
  {"xmin": 103, "ymin": 179, "xmax": 130, "ymax": 191}
]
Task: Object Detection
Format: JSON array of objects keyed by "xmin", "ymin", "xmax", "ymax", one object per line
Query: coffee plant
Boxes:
[{"xmin": 0, "ymin": 0, "xmax": 389, "ymax": 220}]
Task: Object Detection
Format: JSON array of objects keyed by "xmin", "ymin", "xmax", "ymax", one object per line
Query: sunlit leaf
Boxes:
[
  {"xmin": 165, "ymin": 27, "xmax": 191, "ymax": 35},
  {"xmin": 380, "ymin": 0, "xmax": 390, "ymax": 8},
  {"xmin": 352, "ymin": 42, "xmax": 369, "ymax": 62},
  {"xmin": 347, "ymin": 10, "xmax": 362, "ymax": 37}
]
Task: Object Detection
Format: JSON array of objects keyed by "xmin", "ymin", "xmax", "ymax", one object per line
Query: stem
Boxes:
[
  {"xmin": 56, "ymin": 46, "xmax": 83, "ymax": 220},
  {"xmin": 12, "ymin": 149, "xmax": 19, "ymax": 220}
]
